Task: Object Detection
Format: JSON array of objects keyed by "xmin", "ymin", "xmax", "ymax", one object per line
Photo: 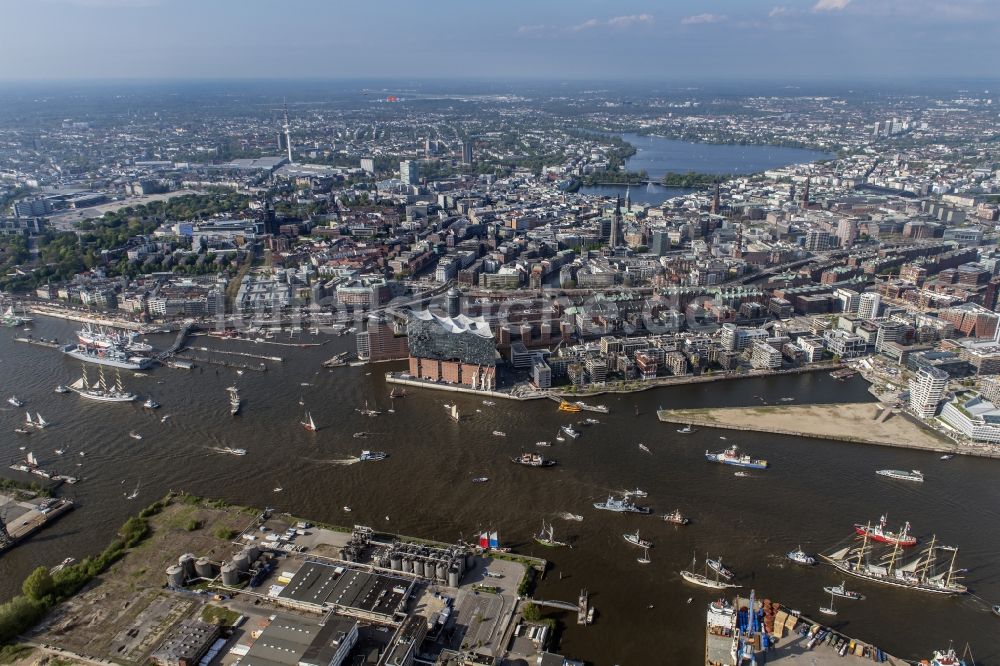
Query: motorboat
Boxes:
[{"xmin": 786, "ymin": 546, "xmax": 816, "ymax": 566}]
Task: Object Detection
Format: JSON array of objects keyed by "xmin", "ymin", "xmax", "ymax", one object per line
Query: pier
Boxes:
[
  {"xmin": 156, "ymin": 321, "xmax": 196, "ymax": 362},
  {"xmin": 190, "ymin": 346, "xmax": 282, "ymax": 362},
  {"xmin": 0, "ymin": 494, "xmax": 74, "ymax": 552},
  {"xmin": 175, "ymin": 355, "xmax": 268, "ymax": 372}
]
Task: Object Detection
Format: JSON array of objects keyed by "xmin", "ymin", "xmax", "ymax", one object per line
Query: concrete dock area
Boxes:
[
  {"xmin": 659, "ymin": 402, "xmax": 956, "ymax": 453},
  {"xmin": 0, "ymin": 492, "xmax": 74, "ymax": 547}
]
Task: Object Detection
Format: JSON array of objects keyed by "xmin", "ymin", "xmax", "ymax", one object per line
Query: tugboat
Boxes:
[
  {"xmin": 706, "ymin": 557, "xmax": 734, "ymax": 580},
  {"xmin": 786, "ymin": 546, "xmax": 816, "ymax": 566},
  {"xmin": 593, "ymin": 494, "xmax": 651, "ymax": 514},
  {"xmin": 823, "ymin": 581, "xmax": 864, "ymax": 600},
  {"xmin": 663, "ymin": 508, "xmax": 690, "ymax": 525},
  {"xmin": 622, "ymin": 529, "xmax": 652, "ymax": 548},
  {"xmin": 854, "ymin": 515, "xmax": 917, "ymax": 547},
  {"xmin": 705, "ymin": 445, "xmax": 768, "ymax": 469},
  {"xmin": 561, "ymin": 425, "xmax": 580, "ymax": 439},
  {"xmin": 511, "ymin": 452, "xmax": 556, "ymax": 467}
]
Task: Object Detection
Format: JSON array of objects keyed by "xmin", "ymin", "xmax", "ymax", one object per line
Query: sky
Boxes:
[{"xmin": 0, "ymin": 0, "xmax": 998, "ymax": 82}]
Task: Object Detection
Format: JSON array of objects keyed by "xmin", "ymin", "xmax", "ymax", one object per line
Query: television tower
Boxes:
[{"xmin": 282, "ymin": 100, "xmax": 293, "ymax": 163}]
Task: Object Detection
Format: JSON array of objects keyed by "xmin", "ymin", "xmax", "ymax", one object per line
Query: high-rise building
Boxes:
[
  {"xmin": 356, "ymin": 314, "xmax": 409, "ymax": 362},
  {"xmin": 834, "ymin": 288, "xmax": 860, "ymax": 314},
  {"xmin": 462, "ymin": 140, "xmax": 474, "ymax": 165},
  {"xmin": 609, "ymin": 196, "xmax": 622, "ymax": 248},
  {"xmin": 650, "ymin": 230, "xmax": 670, "ymax": 256},
  {"xmin": 804, "ymin": 229, "xmax": 830, "ymax": 251},
  {"xmin": 800, "ymin": 176, "xmax": 811, "ymax": 210},
  {"xmin": 360, "ymin": 157, "xmax": 376, "ymax": 174},
  {"xmin": 858, "ymin": 292, "xmax": 881, "ymax": 319},
  {"xmin": 400, "ymin": 160, "xmax": 419, "ymax": 186},
  {"xmin": 909, "ymin": 367, "xmax": 948, "ymax": 418},
  {"xmin": 836, "ymin": 218, "xmax": 859, "ymax": 247}
]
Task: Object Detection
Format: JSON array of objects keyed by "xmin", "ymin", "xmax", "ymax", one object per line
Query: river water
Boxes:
[{"xmin": 1, "ymin": 317, "xmax": 998, "ymax": 664}]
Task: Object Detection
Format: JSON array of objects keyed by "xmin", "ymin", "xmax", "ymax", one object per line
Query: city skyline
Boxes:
[{"xmin": 1, "ymin": 0, "xmax": 999, "ymax": 82}]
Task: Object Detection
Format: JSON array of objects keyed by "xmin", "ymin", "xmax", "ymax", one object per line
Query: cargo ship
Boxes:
[
  {"xmin": 822, "ymin": 530, "xmax": 966, "ymax": 595},
  {"xmin": 854, "ymin": 514, "xmax": 917, "ymax": 547},
  {"xmin": 705, "ymin": 445, "xmax": 768, "ymax": 469}
]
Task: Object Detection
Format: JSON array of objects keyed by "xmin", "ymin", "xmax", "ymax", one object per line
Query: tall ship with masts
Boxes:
[
  {"xmin": 822, "ymin": 526, "xmax": 966, "ymax": 595},
  {"xmin": 69, "ymin": 364, "xmax": 137, "ymax": 403}
]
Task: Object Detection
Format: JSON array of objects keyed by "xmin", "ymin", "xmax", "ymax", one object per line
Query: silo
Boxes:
[
  {"xmin": 178, "ymin": 553, "xmax": 197, "ymax": 579},
  {"xmin": 436, "ymin": 563, "xmax": 447, "ymax": 581},
  {"xmin": 419, "ymin": 560, "xmax": 430, "ymax": 578},
  {"xmin": 448, "ymin": 567, "xmax": 460, "ymax": 588},
  {"xmin": 220, "ymin": 563, "xmax": 240, "ymax": 586},
  {"xmin": 232, "ymin": 550, "xmax": 251, "ymax": 573},
  {"xmin": 401, "ymin": 558, "xmax": 412, "ymax": 574},
  {"xmin": 390, "ymin": 554, "xmax": 402, "ymax": 571},
  {"xmin": 246, "ymin": 544, "xmax": 260, "ymax": 562},
  {"xmin": 166, "ymin": 565, "xmax": 185, "ymax": 588},
  {"xmin": 195, "ymin": 558, "xmax": 217, "ymax": 579}
]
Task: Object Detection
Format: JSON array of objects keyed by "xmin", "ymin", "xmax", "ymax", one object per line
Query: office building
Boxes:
[
  {"xmin": 857, "ymin": 292, "xmax": 881, "ymax": 320},
  {"xmin": 462, "ymin": 139, "xmax": 474, "ymax": 165},
  {"xmin": 650, "ymin": 230, "xmax": 670, "ymax": 256},
  {"xmin": 357, "ymin": 314, "xmax": 410, "ymax": 362},
  {"xmin": 908, "ymin": 366, "xmax": 948, "ymax": 418},
  {"xmin": 750, "ymin": 340, "xmax": 782, "ymax": 370},
  {"xmin": 400, "ymin": 160, "xmax": 419, "ymax": 186},
  {"xmin": 360, "ymin": 157, "xmax": 376, "ymax": 174},
  {"xmin": 804, "ymin": 229, "xmax": 830, "ymax": 251},
  {"xmin": 834, "ymin": 287, "xmax": 860, "ymax": 314}
]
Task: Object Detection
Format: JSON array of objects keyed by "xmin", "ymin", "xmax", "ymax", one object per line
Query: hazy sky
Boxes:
[{"xmin": 1, "ymin": 0, "xmax": 998, "ymax": 82}]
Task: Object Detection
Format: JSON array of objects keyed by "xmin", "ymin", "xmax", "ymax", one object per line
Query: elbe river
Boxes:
[{"xmin": 2, "ymin": 317, "xmax": 999, "ymax": 664}]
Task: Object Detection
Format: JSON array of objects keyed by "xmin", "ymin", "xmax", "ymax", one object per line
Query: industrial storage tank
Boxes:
[
  {"xmin": 436, "ymin": 563, "xmax": 447, "ymax": 580},
  {"xmin": 232, "ymin": 550, "xmax": 251, "ymax": 573},
  {"xmin": 413, "ymin": 560, "xmax": 424, "ymax": 578},
  {"xmin": 166, "ymin": 565, "xmax": 185, "ymax": 588},
  {"xmin": 401, "ymin": 558, "xmax": 413, "ymax": 574},
  {"xmin": 390, "ymin": 554, "xmax": 402, "ymax": 571},
  {"xmin": 194, "ymin": 558, "xmax": 217, "ymax": 579},
  {"xmin": 246, "ymin": 544, "xmax": 260, "ymax": 562},
  {"xmin": 178, "ymin": 553, "xmax": 197, "ymax": 579},
  {"xmin": 220, "ymin": 563, "xmax": 240, "ymax": 586},
  {"xmin": 448, "ymin": 567, "xmax": 460, "ymax": 588}
]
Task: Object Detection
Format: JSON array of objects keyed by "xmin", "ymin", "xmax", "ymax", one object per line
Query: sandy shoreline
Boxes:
[{"xmin": 657, "ymin": 402, "xmax": 967, "ymax": 454}]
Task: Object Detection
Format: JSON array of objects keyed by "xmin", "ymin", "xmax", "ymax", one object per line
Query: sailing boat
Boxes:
[
  {"xmin": 301, "ymin": 411, "xmax": 317, "ymax": 432},
  {"xmin": 680, "ymin": 552, "xmax": 741, "ymax": 590},
  {"xmin": 72, "ymin": 364, "xmax": 136, "ymax": 402},
  {"xmin": 125, "ymin": 479, "xmax": 140, "ymax": 500},
  {"xmin": 637, "ymin": 547, "xmax": 651, "ymax": 565},
  {"xmin": 534, "ymin": 520, "xmax": 568, "ymax": 547},
  {"xmin": 228, "ymin": 386, "xmax": 241, "ymax": 416},
  {"xmin": 34, "ymin": 413, "xmax": 48, "ymax": 429},
  {"xmin": 448, "ymin": 404, "xmax": 460, "ymax": 422},
  {"xmin": 819, "ymin": 589, "xmax": 838, "ymax": 616}
]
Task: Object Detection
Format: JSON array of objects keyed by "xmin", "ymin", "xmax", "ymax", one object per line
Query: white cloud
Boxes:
[
  {"xmin": 516, "ymin": 24, "xmax": 547, "ymax": 35},
  {"xmin": 680, "ymin": 13, "xmax": 728, "ymax": 25},
  {"xmin": 769, "ymin": 6, "xmax": 794, "ymax": 17},
  {"xmin": 813, "ymin": 0, "xmax": 851, "ymax": 11},
  {"xmin": 607, "ymin": 14, "xmax": 654, "ymax": 28},
  {"xmin": 570, "ymin": 18, "xmax": 602, "ymax": 31},
  {"xmin": 41, "ymin": 0, "xmax": 160, "ymax": 6}
]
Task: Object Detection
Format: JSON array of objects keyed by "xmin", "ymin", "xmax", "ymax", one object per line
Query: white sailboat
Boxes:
[
  {"xmin": 125, "ymin": 479, "xmax": 140, "ymax": 500},
  {"xmin": 819, "ymin": 589, "xmax": 837, "ymax": 616},
  {"xmin": 448, "ymin": 404, "xmax": 460, "ymax": 421},
  {"xmin": 637, "ymin": 547, "xmax": 651, "ymax": 565},
  {"xmin": 301, "ymin": 411, "xmax": 317, "ymax": 432},
  {"xmin": 35, "ymin": 413, "xmax": 48, "ymax": 428}
]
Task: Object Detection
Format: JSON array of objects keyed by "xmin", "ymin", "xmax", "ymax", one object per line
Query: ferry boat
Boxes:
[
  {"xmin": 561, "ymin": 425, "xmax": 580, "ymax": 439},
  {"xmin": 786, "ymin": 546, "xmax": 816, "ymax": 566},
  {"xmin": 623, "ymin": 529, "xmax": 652, "ymax": 548},
  {"xmin": 663, "ymin": 509, "xmax": 690, "ymax": 525},
  {"xmin": 706, "ymin": 557, "xmax": 734, "ymax": 580},
  {"xmin": 593, "ymin": 494, "xmax": 651, "ymax": 514},
  {"xmin": 823, "ymin": 581, "xmax": 864, "ymax": 600},
  {"xmin": 228, "ymin": 386, "xmax": 241, "ymax": 416},
  {"xmin": 823, "ymin": 531, "xmax": 966, "ymax": 595},
  {"xmin": 854, "ymin": 515, "xmax": 917, "ymax": 547},
  {"xmin": 705, "ymin": 445, "xmax": 768, "ymax": 469},
  {"xmin": 70, "ymin": 365, "xmax": 137, "ymax": 402},
  {"xmin": 358, "ymin": 450, "xmax": 387, "ymax": 461},
  {"xmin": 511, "ymin": 452, "xmax": 555, "ymax": 467},
  {"xmin": 558, "ymin": 400, "xmax": 582, "ymax": 413},
  {"xmin": 535, "ymin": 520, "xmax": 568, "ymax": 547},
  {"xmin": 876, "ymin": 468, "xmax": 923, "ymax": 482},
  {"xmin": 8, "ymin": 396, "xmax": 23, "ymax": 407},
  {"xmin": 301, "ymin": 412, "xmax": 317, "ymax": 432}
]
